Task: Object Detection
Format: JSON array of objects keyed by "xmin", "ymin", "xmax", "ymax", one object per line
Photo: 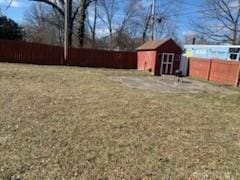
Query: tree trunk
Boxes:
[
  {"xmin": 78, "ymin": 0, "xmax": 90, "ymax": 47},
  {"xmin": 78, "ymin": 7, "xmax": 86, "ymax": 47},
  {"xmin": 92, "ymin": 0, "xmax": 97, "ymax": 48},
  {"xmin": 31, "ymin": 0, "xmax": 76, "ymax": 47},
  {"xmin": 68, "ymin": 0, "xmax": 73, "ymax": 47},
  {"xmin": 109, "ymin": 27, "xmax": 113, "ymax": 49},
  {"xmin": 142, "ymin": 10, "xmax": 151, "ymax": 43},
  {"xmin": 233, "ymin": 23, "xmax": 238, "ymax": 45}
]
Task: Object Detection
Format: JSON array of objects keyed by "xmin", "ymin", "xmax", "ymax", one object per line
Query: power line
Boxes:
[
  {"xmin": 157, "ymin": 4, "xmax": 240, "ymax": 19},
  {"xmin": 109, "ymin": 3, "xmax": 240, "ymax": 21}
]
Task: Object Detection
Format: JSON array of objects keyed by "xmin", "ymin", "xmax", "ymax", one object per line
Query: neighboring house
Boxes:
[
  {"xmin": 184, "ymin": 45, "xmax": 240, "ymax": 61},
  {"xmin": 136, "ymin": 39, "xmax": 182, "ymax": 76}
]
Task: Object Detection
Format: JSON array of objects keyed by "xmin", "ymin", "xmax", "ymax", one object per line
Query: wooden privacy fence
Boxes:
[
  {"xmin": 69, "ymin": 48, "xmax": 137, "ymax": 69},
  {"xmin": 0, "ymin": 40, "xmax": 63, "ymax": 65},
  {"xmin": 0, "ymin": 40, "xmax": 137, "ymax": 69},
  {"xmin": 189, "ymin": 57, "xmax": 240, "ymax": 87}
]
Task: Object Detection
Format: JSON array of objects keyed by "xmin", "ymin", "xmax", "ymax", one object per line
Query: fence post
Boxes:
[
  {"xmin": 207, "ymin": 59, "xmax": 213, "ymax": 81},
  {"xmin": 235, "ymin": 64, "xmax": 240, "ymax": 87}
]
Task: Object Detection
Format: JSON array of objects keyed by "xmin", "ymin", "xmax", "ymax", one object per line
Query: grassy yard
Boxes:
[{"xmin": 0, "ymin": 63, "xmax": 240, "ymax": 179}]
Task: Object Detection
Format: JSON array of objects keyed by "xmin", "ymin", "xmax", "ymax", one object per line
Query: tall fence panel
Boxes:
[
  {"xmin": 24, "ymin": 43, "xmax": 63, "ymax": 65},
  {"xmin": 0, "ymin": 40, "xmax": 63, "ymax": 65},
  {"xmin": 0, "ymin": 40, "xmax": 137, "ymax": 69},
  {"xmin": 209, "ymin": 59, "xmax": 240, "ymax": 86},
  {"xmin": 189, "ymin": 57, "xmax": 212, "ymax": 80},
  {"xmin": 68, "ymin": 48, "xmax": 137, "ymax": 69},
  {"xmin": 189, "ymin": 57, "xmax": 240, "ymax": 87}
]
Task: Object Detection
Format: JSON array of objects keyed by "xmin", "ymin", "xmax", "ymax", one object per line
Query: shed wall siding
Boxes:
[{"xmin": 137, "ymin": 51, "xmax": 157, "ymax": 74}]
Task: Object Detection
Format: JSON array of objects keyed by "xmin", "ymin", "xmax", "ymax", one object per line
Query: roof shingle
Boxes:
[{"xmin": 136, "ymin": 39, "xmax": 169, "ymax": 50}]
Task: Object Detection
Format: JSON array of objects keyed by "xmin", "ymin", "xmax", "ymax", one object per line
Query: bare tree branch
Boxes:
[{"xmin": 192, "ymin": 0, "xmax": 240, "ymax": 45}]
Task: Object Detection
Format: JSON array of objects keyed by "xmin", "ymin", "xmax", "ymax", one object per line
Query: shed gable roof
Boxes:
[
  {"xmin": 136, "ymin": 39, "xmax": 181, "ymax": 51},
  {"xmin": 136, "ymin": 39, "xmax": 169, "ymax": 50}
]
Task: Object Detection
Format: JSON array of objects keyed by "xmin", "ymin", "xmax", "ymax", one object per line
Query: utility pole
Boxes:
[
  {"xmin": 64, "ymin": 0, "xmax": 69, "ymax": 64},
  {"xmin": 151, "ymin": 0, "xmax": 156, "ymax": 41}
]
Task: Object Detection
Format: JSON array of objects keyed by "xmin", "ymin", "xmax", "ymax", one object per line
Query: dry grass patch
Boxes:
[{"xmin": 0, "ymin": 63, "xmax": 240, "ymax": 179}]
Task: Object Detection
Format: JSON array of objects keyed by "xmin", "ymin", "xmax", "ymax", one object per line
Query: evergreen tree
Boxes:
[{"xmin": 0, "ymin": 15, "xmax": 23, "ymax": 40}]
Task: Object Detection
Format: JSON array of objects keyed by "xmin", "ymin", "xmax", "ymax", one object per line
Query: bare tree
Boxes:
[
  {"xmin": 24, "ymin": 0, "xmax": 182, "ymax": 49},
  {"xmin": 78, "ymin": 0, "xmax": 92, "ymax": 47},
  {"xmin": 94, "ymin": 0, "xmax": 182, "ymax": 49},
  {"xmin": 30, "ymin": 0, "xmax": 80, "ymax": 46},
  {"xmin": 87, "ymin": 0, "xmax": 97, "ymax": 47},
  {"xmin": 142, "ymin": 6, "xmax": 152, "ymax": 42},
  {"xmin": 117, "ymin": 0, "xmax": 140, "ymax": 34},
  {"xmin": 192, "ymin": 0, "xmax": 240, "ymax": 45},
  {"xmin": 114, "ymin": 0, "xmax": 144, "ymax": 49},
  {"xmin": 137, "ymin": 0, "xmax": 182, "ymax": 42},
  {"xmin": 98, "ymin": 0, "xmax": 118, "ymax": 49},
  {"xmin": 24, "ymin": 3, "xmax": 64, "ymax": 45}
]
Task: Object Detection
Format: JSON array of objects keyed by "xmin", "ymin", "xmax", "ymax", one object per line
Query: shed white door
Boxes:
[{"xmin": 160, "ymin": 53, "xmax": 175, "ymax": 75}]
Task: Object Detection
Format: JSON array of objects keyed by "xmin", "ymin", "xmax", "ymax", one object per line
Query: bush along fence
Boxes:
[
  {"xmin": 0, "ymin": 40, "xmax": 137, "ymax": 69},
  {"xmin": 189, "ymin": 57, "xmax": 240, "ymax": 87}
]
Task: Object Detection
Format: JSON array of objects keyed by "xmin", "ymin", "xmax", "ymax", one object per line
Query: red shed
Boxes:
[{"xmin": 137, "ymin": 39, "xmax": 182, "ymax": 76}]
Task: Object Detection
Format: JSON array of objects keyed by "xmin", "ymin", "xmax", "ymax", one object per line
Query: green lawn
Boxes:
[{"xmin": 0, "ymin": 63, "xmax": 240, "ymax": 179}]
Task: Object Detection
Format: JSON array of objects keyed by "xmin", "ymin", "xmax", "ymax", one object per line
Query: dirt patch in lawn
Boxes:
[{"xmin": 110, "ymin": 75, "xmax": 238, "ymax": 94}]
